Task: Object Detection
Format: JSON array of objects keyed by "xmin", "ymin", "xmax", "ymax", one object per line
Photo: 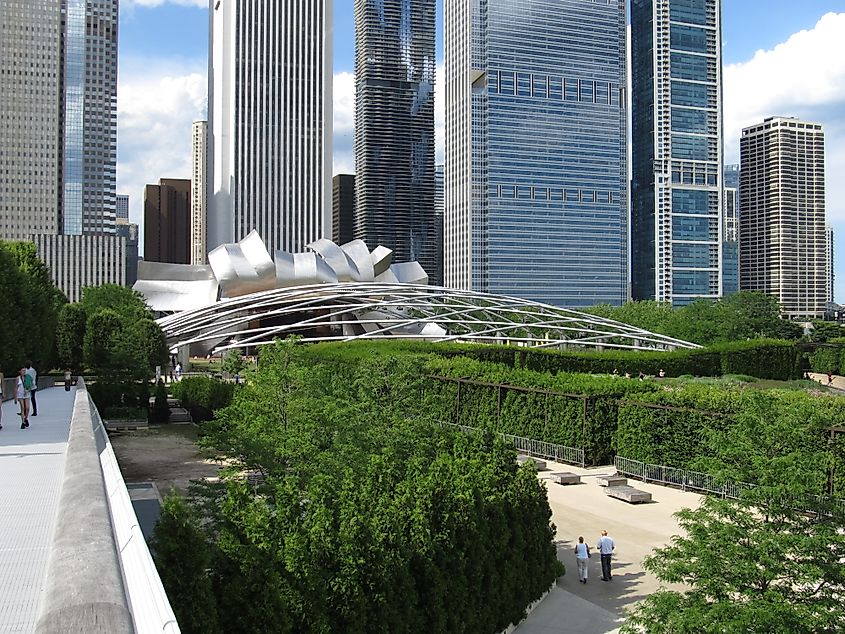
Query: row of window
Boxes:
[
  {"xmin": 488, "ymin": 71, "xmax": 619, "ymax": 106},
  {"xmin": 490, "ymin": 184, "xmax": 621, "ymax": 204}
]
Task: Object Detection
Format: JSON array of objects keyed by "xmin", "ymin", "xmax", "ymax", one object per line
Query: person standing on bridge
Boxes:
[
  {"xmin": 597, "ymin": 529, "xmax": 615, "ymax": 581},
  {"xmin": 574, "ymin": 536, "xmax": 591, "ymax": 583},
  {"xmin": 25, "ymin": 361, "xmax": 38, "ymax": 416},
  {"xmin": 15, "ymin": 366, "xmax": 32, "ymax": 428}
]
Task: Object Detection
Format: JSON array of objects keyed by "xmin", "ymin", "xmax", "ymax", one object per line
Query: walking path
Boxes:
[
  {"xmin": 516, "ymin": 461, "xmax": 703, "ymax": 633},
  {"xmin": 0, "ymin": 387, "xmax": 76, "ymax": 633}
]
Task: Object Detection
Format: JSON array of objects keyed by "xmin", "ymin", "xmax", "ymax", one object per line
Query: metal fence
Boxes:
[
  {"xmin": 440, "ymin": 422, "xmax": 586, "ymax": 467},
  {"xmin": 614, "ymin": 455, "xmax": 751, "ymax": 498}
]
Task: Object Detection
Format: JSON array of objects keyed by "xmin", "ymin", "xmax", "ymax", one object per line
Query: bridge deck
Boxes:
[{"xmin": 0, "ymin": 387, "xmax": 75, "ymax": 633}]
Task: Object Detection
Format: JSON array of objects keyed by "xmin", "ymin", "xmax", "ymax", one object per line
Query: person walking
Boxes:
[
  {"xmin": 25, "ymin": 361, "xmax": 38, "ymax": 416},
  {"xmin": 596, "ymin": 529, "xmax": 615, "ymax": 581},
  {"xmin": 15, "ymin": 366, "xmax": 32, "ymax": 429},
  {"xmin": 574, "ymin": 536, "xmax": 591, "ymax": 583},
  {"xmin": 64, "ymin": 368, "xmax": 73, "ymax": 391}
]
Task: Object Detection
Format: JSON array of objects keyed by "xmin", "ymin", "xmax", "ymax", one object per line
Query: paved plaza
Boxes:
[
  {"xmin": 516, "ymin": 461, "xmax": 703, "ymax": 633},
  {"xmin": 0, "ymin": 387, "xmax": 76, "ymax": 632}
]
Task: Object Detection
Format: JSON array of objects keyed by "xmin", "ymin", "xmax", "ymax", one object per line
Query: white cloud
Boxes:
[
  {"xmin": 116, "ymin": 59, "xmax": 206, "ymax": 248},
  {"xmin": 723, "ymin": 11, "xmax": 845, "ymax": 300},
  {"xmin": 332, "ymin": 71, "xmax": 355, "ymax": 175}
]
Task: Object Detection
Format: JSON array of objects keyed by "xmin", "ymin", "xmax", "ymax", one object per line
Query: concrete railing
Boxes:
[{"xmin": 36, "ymin": 379, "xmax": 180, "ymax": 634}]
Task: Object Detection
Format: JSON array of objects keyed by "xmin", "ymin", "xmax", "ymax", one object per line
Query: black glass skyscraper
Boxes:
[{"xmin": 353, "ymin": 0, "xmax": 439, "ymax": 284}]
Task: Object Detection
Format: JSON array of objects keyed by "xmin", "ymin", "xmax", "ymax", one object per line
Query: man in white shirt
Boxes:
[
  {"xmin": 596, "ymin": 530, "xmax": 615, "ymax": 581},
  {"xmin": 25, "ymin": 361, "xmax": 38, "ymax": 417}
]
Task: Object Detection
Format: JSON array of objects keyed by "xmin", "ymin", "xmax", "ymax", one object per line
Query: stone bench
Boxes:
[
  {"xmin": 596, "ymin": 475, "xmax": 628, "ymax": 487},
  {"xmin": 605, "ymin": 485, "xmax": 652, "ymax": 504},
  {"xmin": 104, "ymin": 420, "xmax": 149, "ymax": 432},
  {"xmin": 517, "ymin": 455, "xmax": 547, "ymax": 471},
  {"xmin": 550, "ymin": 471, "xmax": 581, "ymax": 485}
]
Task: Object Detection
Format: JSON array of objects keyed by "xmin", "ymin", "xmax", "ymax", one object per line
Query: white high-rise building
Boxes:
[
  {"xmin": 209, "ymin": 0, "xmax": 332, "ymax": 256},
  {"xmin": 739, "ymin": 117, "xmax": 827, "ymax": 318},
  {"xmin": 826, "ymin": 225, "xmax": 834, "ymax": 304},
  {"xmin": 191, "ymin": 120, "xmax": 208, "ymax": 264}
]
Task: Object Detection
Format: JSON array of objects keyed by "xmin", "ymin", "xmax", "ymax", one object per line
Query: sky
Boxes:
[{"xmin": 117, "ymin": 0, "xmax": 845, "ymax": 301}]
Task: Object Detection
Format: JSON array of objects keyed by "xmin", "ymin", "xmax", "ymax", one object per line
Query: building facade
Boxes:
[
  {"xmin": 826, "ymin": 225, "xmax": 834, "ymax": 304},
  {"xmin": 116, "ymin": 222, "xmax": 140, "ymax": 286},
  {"xmin": 739, "ymin": 117, "xmax": 827, "ymax": 318},
  {"xmin": 144, "ymin": 179, "xmax": 192, "ymax": 265},
  {"xmin": 116, "ymin": 194, "xmax": 130, "ymax": 221},
  {"xmin": 191, "ymin": 120, "xmax": 208, "ymax": 264},
  {"xmin": 332, "ymin": 174, "xmax": 355, "ymax": 246},
  {"xmin": 33, "ymin": 234, "xmax": 125, "ymax": 303},
  {"xmin": 209, "ymin": 0, "xmax": 332, "ymax": 256},
  {"xmin": 445, "ymin": 0, "xmax": 628, "ymax": 307},
  {"xmin": 631, "ymin": 0, "xmax": 724, "ymax": 306},
  {"xmin": 433, "ymin": 164, "xmax": 444, "ymax": 285},
  {"xmin": 722, "ymin": 164, "xmax": 739, "ymax": 295},
  {"xmin": 353, "ymin": 0, "xmax": 438, "ymax": 281}
]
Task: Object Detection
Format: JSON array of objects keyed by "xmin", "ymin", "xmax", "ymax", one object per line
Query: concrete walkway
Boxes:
[
  {"xmin": 0, "ymin": 387, "xmax": 76, "ymax": 633},
  {"xmin": 516, "ymin": 461, "xmax": 703, "ymax": 633}
]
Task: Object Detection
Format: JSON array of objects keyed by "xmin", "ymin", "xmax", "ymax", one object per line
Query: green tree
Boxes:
[
  {"xmin": 809, "ymin": 320, "xmax": 843, "ymax": 343},
  {"xmin": 622, "ymin": 496, "xmax": 845, "ymax": 634},
  {"xmin": 79, "ymin": 283, "xmax": 152, "ymax": 322},
  {"xmin": 56, "ymin": 303, "xmax": 87, "ymax": 371},
  {"xmin": 151, "ymin": 494, "xmax": 220, "ymax": 634},
  {"xmin": 221, "ymin": 347, "xmax": 246, "ymax": 378},
  {"xmin": 129, "ymin": 318, "xmax": 169, "ymax": 372},
  {"xmin": 83, "ymin": 308, "xmax": 123, "ymax": 370}
]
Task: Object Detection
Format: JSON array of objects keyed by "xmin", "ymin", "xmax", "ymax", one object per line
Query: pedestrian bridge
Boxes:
[{"xmin": 0, "ymin": 381, "xmax": 178, "ymax": 633}]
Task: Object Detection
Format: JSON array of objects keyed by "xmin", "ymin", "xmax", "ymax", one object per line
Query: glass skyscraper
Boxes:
[
  {"xmin": 722, "ymin": 164, "xmax": 738, "ymax": 295},
  {"xmin": 445, "ymin": 0, "xmax": 628, "ymax": 307},
  {"xmin": 0, "ymin": 0, "xmax": 117, "ymax": 239},
  {"xmin": 631, "ymin": 0, "xmax": 724, "ymax": 306},
  {"xmin": 353, "ymin": 0, "xmax": 438, "ymax": 284}
]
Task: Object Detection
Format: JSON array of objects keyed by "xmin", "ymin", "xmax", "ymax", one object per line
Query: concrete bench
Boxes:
[
  {"xmin": 104, "ymin": 420, "xmax": 149, "ymax": 432},
  {"xmin": 605, "ymin": 485, "xmax": 652, "ymax": 504},
  {"xmin": 596, "ymin": 475, "xmax": 628, "ymax": 487},
  {"xmin": 517, "ymin": 455, "xmax": 548, "ymax": 471},
  {"xmin": 550, "ymin": 471, "xmax": 581, "ymax": 485}
]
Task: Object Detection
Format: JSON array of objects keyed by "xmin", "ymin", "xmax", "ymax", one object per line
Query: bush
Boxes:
[
  {"xmin": 810, "ymin": 346, "xmax": 841, "ymax": 374},
  {"xmin": 171, "ymin": 376, "xmax": 234, "ymax": 422},
  {"xmin": 88, "ymin": 379, "xmax": 149, "ymax": 419},
  {"xmin": 150, "ymin": 380, "xmax": 170, "ymax": 423},
  {"xmin": 715, "ymin": 340, "xmax": 799, "ymax": 379}
]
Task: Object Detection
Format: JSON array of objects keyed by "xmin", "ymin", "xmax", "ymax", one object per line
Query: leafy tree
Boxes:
[
  {"xmin": 622, "ymin": 495, "xmax": 845, "ymax": 634},
  {"xmin": 83, "ymin": 308, "xmax": 123, "ymax": 370},
  {"xmin": 56, "ymin": 303, "xmax": 87, "ymax": 371},
  {"xmin": 221, "ymin": 347, "xmax": 246, "ymax": 379},
  {"xmin": 809, "ymin": 320, "xmax": 844, "ymax": 343},
  {"xmin": 79, "ymin": 283, "xmax": 152, "ymax": 322},
  {"xmin": 151, "ymin": 494, "xmax": 220, "ymax": 633},
  {"xmin": 129, "ymin": 318, "xmax": 169, "ymax": 372}
]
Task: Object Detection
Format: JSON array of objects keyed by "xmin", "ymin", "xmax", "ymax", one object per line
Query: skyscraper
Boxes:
[
  {"xmin": 116, "ymin": 194, "xmax": 130, "ymax": 222},
  {"xmin": 144, "ymin": 179, "xmax": 192, "ymax": 265},
  {"xmin": 1, "ymin": 0, "xmax": 123, "ymax": 299},
  {"xmin": 1, "ymin": 0, "xmax": 117, "ymax": 238},
  {"xmin": 445, "ymin": 0, "xmax": 628, "ymax": 307},
  {"xmin": 739, "ymin": 117, "xmax": 827, "ymax": 318},
  {"xmin": 332, "ymin": 174, "xmax": 355, "ymax": 246},
  {"xmin": 353, "ymin": 0, "xmax": 438, "ymax": 282},
  {"xmin": 826, "ymin": 225, "xmax": 834, "ymax": 304},
  {"xmin": 722, "ymin": 164, "xmax": 739, "ymax": 295},
  {"xmin": 209, "ymin": 0, "xmax": 332, "ymax": 257},
  {"xmin": 631, "ymin": 0, "xmax": 724, "ymax": 306},
  {"xmin": 191, "ymin": 120, "xmax": 208, "ymax": 264}
]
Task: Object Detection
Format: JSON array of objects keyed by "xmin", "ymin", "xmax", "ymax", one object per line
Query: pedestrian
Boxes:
[
  {"xmin": 638, "ymin": 371, "xmax": 645, "ymax": 381},
  {"xmin": 25, "ymin": 360, "xmax": 38, "ymax": 416},
  {"xmin": 828, "ymin": 372, "xmax": 833, "ymax": 386},
  {"xmin": 574, "ymin": 536, "xmax": 591, "ymax": 583},
  {"xmin": 174, "ymin": 362, "xmax": 182, "ymax": 381},
  {"xmin": 15, "ymin": 366, "xmax": 32, "ymax": 429},
  {"xmin": 658, "ymin": 368, "xmax": 666, "ymax": 378},
  {"xmin": 596, "ymin": 529, "xmax": 615, "ymax": 581},
  {"xmin": 64, "ymin": 368, "xmax": 73, "ymax": 391}
]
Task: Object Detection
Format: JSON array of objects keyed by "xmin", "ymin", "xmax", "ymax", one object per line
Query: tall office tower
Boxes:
[
  {"xmin": 116, "ymin": 222, "xmax": 140, "ymax": 286},
  {"xmin": 144, "ymin": 179, "xmax": 192, "ymax": 265},
  {"xmin": 191, "ymin": 121, "xmax": 208, "ymax": 264},
  {"xmin": 433, "ymin": 164, "xmax": 444, "ymax": 285},
  {"xmin": 722, "ymin": 164, "xmax": 739, "ymax": 295},
  {"xmin": 353, "ymin": 0, "xmax": 437, "ymax": 280},
  {"xmin": 445, "ymin": 0, "xmax": 628, "ymax": 306},
  {"xmin": 739, "ymin": 117, "xmax": 827, "ymax": 318},
  {"xmin": 332, "ymin": 174, "xmax": 355, "ymax": 246},
  {"xmin": 34, "ymin": 235, "xmax": 125, "ymax": 302},
  {"xmin": 62, "ymin": 0, "xmax": 119, "ymax": 236},
  {"xmin": 826, "ymin": 225, "xmax": 834, "ymax": 303},
  {"xmin": 0, "ymin": 1, "xmax": 63, "ymax": 239},
  {"xmin": 631, "ymin": 0, "xmax": 724, "ymax": 306},
  {"xmin": 116, "ymin": 195, "xmax": 130, "ymax": 222},
  {"xmin": 209, "ymin": 0, "xmax": 332, "ymax": 256}
]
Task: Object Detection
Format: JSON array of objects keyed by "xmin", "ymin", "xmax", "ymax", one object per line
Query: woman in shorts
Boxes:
[{"xmin": 14, "ymin": 366, "xmax": 31, "ymax": 429}]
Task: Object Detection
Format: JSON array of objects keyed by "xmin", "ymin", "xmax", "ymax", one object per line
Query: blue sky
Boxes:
[{"xmin": 117, "ymin": 0, "xmax": 845, "ymax": 300}]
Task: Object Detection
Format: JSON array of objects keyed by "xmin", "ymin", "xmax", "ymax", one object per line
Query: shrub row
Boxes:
[{"xmin": 170, "ymin": 375, "xmax": 235, "ymax": 422}]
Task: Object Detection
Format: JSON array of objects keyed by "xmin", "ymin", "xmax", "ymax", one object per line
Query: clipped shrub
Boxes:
[
  {"xmin": 810, "ymin": 346, "xmax": 841, "ymax": 374},
  {"xmin": 171, "ymin": 375, "xmax": 234, "ymax": 422},
  {"xmin": 716, "ymin": 340, "xmax": 798, "ymax": 379},
  {"xmin": 150, "ymin": 379, "xmax": 170, "ymax": 423}
]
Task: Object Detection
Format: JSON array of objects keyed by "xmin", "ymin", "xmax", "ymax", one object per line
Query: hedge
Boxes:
[{"xmin": 170, "ymin": 376, "xmax": 235, "ymax": 422}]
